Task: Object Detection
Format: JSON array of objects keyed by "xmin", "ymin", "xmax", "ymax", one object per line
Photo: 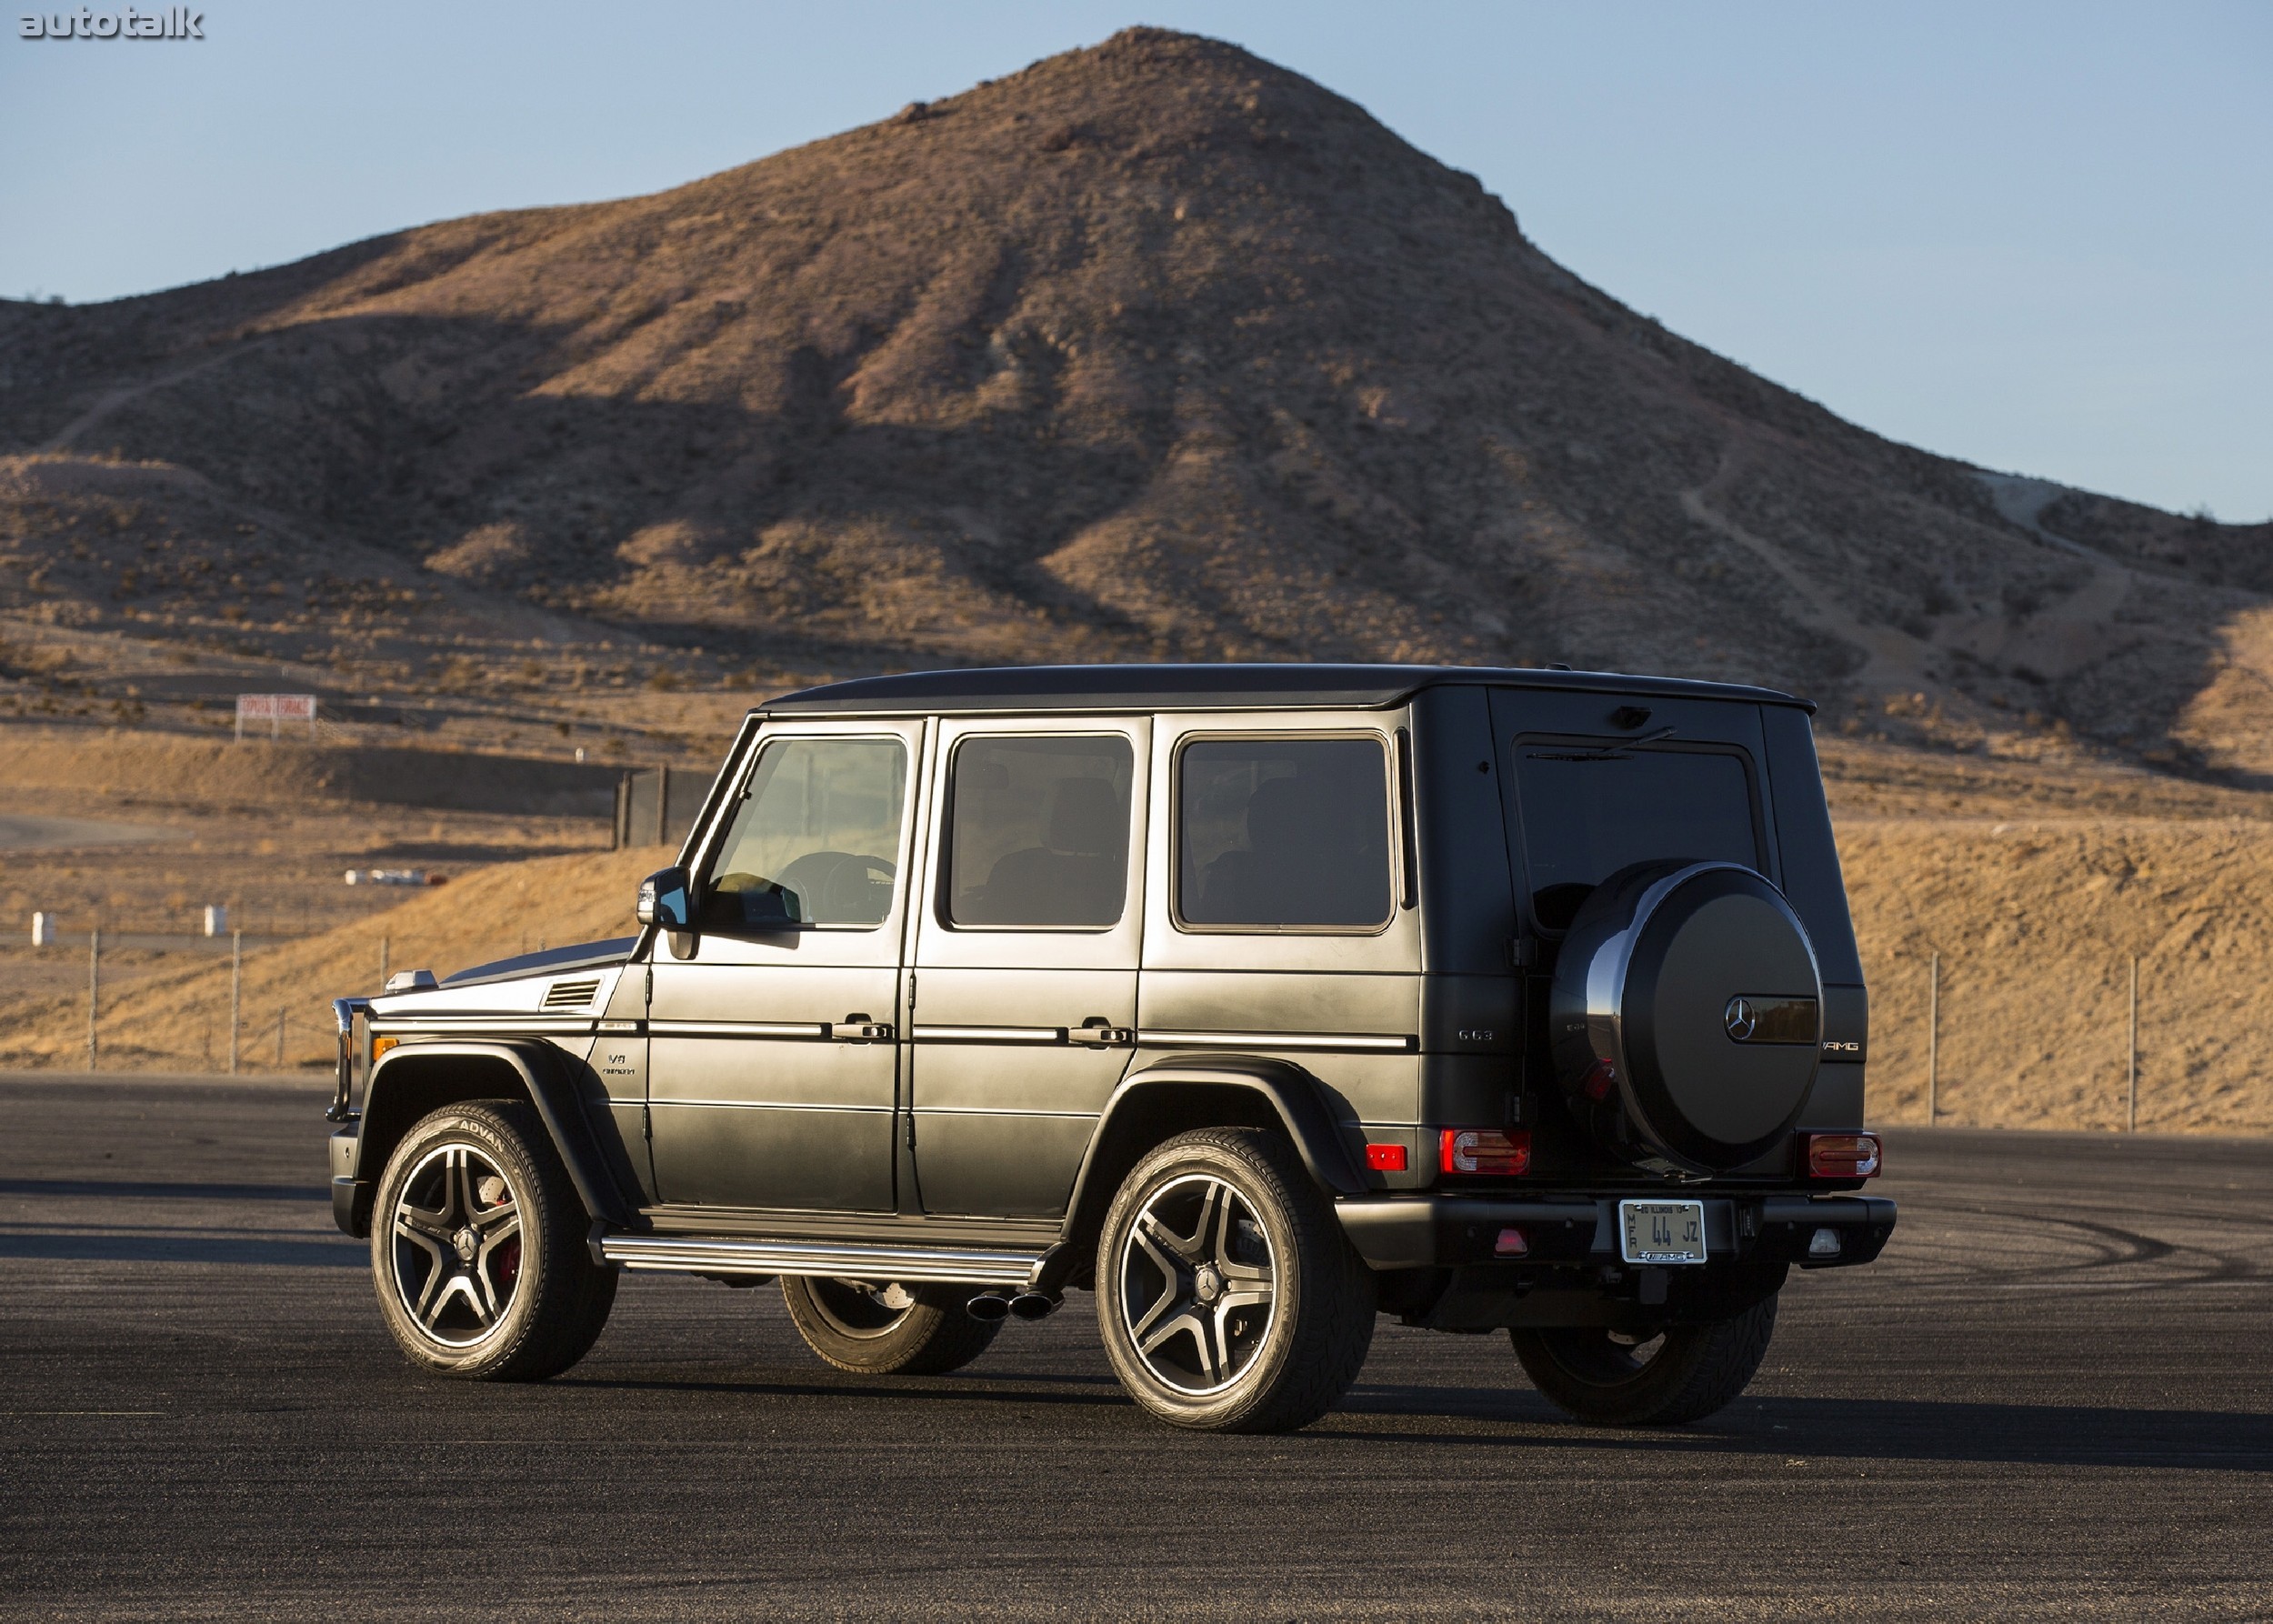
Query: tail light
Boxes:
[
  {"xmin": 1439, "ymin": 1128, "xmax": 1531, "ymax": 1177},
  {"xmin": 1807, "ymin": 1132, "xmax": 1882, "ymax": 1179},
  {"xmin": 1364, "ymin": 1143, "xmax": 1408, "ymax": 1172}
]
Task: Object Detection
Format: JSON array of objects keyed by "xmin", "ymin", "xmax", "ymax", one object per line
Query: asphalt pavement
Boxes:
[{"xmin": 1, "ymin": 1072, "xmax": 2268, "ymax": 1620}]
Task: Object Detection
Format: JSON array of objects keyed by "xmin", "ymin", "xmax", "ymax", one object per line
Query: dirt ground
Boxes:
[{"xmin": 2, "ymin": 725, "xmax": 2270, "ymax": 1134}]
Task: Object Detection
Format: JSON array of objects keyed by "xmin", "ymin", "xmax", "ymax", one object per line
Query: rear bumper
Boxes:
[{"xmin": 1335, "ymin": 1191, "xmax": 1896, "ymax": 1271}]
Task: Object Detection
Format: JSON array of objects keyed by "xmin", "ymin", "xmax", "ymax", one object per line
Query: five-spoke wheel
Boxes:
[
  {"xmin": 370, "ymin": 1100, "xmax": 616, "ymax": 1381},
  {"xmin": 1097, "ymin": 1128, "xmax": 1374, "ymax": 1433},
  {"xmin": 1118, "ymin": 1173, "xmax": 1277, "ymax": 1394},
  {"xmin": 389, "ymin": 1143, "xmax": 525, "ymax": 1346}
]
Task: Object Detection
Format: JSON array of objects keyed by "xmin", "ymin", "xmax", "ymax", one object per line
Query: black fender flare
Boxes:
[
  {"xmin": 1040, "ymin": 1055, "xmax": 1366, "ymax": 1292},
  {"xmin": 344, "ymin": 1039, "xmax": 634, "ymax": 1237}
]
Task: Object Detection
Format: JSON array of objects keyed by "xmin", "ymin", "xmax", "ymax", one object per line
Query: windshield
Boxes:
[{"xmin": 1510, "ymin": 743, "xmax": 1761, "ymax": 930}]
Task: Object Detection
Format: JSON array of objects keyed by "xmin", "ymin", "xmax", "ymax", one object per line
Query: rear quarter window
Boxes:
[{"xmin": 1177, "ymin": 735, "xmax": 1395, "ymax": 931}]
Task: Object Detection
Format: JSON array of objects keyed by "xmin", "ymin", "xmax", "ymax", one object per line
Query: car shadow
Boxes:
[
  {"xmin": 0, "ymin": 1178, "xmax": 325, "ymax": 1203},
  {"xmin": 561, "ymin": 1373, "xmax": 1132, "ymax": 1409},
  {"xmin": 0, "ymin": 1233, "xmax": 361, "ymax": 1268},
  {"xmin": 1326, "ymin": 1383, "xmax": 2273, "ymax": 1471}
]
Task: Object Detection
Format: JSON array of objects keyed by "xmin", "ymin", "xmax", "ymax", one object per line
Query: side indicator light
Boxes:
[
  {"xmin": 1495, "ymin": 1227, "xmax": 1528, "ymax": 1257},
  {"xmin": 1365, "ymin": 1143, "xmax": 1408, "ymax": 1172},
  {"xmin": 1807, "ymin": 1132, "xmax": 1882, "ymax": 1178},
  {"xmin": 372, "ymin": 1037, "xmax": 400, "ymax": 1062},
  {"xmin": 1439, "ymin": 1128, "xmax": 1531, "ymax": 1177}
]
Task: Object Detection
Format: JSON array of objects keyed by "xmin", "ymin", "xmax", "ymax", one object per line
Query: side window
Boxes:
[
  {"xmin": 700, "ymin": 736, "xmax": 907, "ymax": 931},
  {"xmin": 1177, "ymin": 736, "xmax": 1394, "ymax": 930},
  {"xmin": 947, "ymin": 735, "xmax": 1134, "ymax": 928}
]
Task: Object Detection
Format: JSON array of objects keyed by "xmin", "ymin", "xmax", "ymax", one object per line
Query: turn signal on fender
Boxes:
[
  {"xmin": 1806, "ymin": 1132, "xmax": 1882, "ymax": 1179},
  {"xmin": 1439, "ymin": 1128, "xmax": 1531, "ymax": 1177}
]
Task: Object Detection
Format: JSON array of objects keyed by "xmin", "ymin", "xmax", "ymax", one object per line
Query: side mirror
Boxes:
[{"xmin": 636, "ymin": 867, "xmax": 693, "ymax": 930}]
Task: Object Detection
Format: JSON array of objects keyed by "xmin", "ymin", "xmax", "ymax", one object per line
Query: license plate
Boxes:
[{"xmin": 1620, "ymin": 1199, "xmax": 1707, "ymax": 1265}]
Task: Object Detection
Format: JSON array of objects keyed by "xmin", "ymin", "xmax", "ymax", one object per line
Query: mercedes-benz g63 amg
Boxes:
[{"xmin": 326, "ymin": 664, "xmax": 1891, "ymax": 1433}]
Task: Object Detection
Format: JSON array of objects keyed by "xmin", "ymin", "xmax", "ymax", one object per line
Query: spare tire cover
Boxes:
[{"xmin": 1550, "ymin": 861, "xmax": 1823, "ymax": 1173}]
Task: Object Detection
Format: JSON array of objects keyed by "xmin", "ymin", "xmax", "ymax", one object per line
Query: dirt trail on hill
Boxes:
[{"xmin": 7, "ymin": 27, "xmax": 2271, "ymax": 774}]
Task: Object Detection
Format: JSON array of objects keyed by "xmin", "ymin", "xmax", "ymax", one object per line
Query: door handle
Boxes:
[
  {"xmin": 1068, "ymin": 1023, "xmax": 1135, "ymax": 1047},
  {"xmin": 828, "ymin": 1018, "xmax": 896, "ymax": 1043}
]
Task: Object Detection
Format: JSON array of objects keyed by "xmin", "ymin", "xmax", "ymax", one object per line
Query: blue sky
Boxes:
[{"xmin": 4, "ymin": 1, "xmax": 2267, "ymax": 519}]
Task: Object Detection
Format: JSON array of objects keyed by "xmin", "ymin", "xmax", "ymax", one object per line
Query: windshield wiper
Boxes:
[{"xmin": 1527, "ymin": 726, "xmax": 1678, "ymax": 762}]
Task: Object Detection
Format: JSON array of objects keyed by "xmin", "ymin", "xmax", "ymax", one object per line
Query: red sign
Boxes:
[{"xmin": 235, "ymin": 694, "xmax": 317, "ymax": 721}]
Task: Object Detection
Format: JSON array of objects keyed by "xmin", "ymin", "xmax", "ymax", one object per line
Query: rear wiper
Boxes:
[{"xmin": 1528, "ymin": 726, "xmax": 1678, "ymax": 762}]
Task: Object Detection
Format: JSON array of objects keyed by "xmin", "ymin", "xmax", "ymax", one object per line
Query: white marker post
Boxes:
[
  {"xmin": 228, "ymin": 929, "xmax": 243, "ymax": 1076},
  {"xmin": 87, "ymin": 927, "xmax": 100, "ymax": 1072}
]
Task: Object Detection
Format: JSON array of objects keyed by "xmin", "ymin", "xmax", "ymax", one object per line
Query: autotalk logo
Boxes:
[{"xmin": 19, "ymin": 6, "xmax": 204, "ymax": 38}]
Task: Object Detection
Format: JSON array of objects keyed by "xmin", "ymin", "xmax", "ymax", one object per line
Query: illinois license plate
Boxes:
[{"xmin": 1620, "ymin": 1199, "xmax": 1707, "ymax": 1265}]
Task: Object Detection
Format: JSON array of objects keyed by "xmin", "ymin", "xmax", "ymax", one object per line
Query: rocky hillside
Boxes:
[{"xmin": 3, "ymin": 27, "xmax": 2268, "ymax": 772}]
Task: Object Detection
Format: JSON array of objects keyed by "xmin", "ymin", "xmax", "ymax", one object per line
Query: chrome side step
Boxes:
[{"xmin": 597, "ymin": 1232, "xmax": 1045, "ymax": 1288}]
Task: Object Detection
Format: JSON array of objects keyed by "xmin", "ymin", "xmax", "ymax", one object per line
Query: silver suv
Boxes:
[{"xmin": 326, "ymin": 664, "xmax": 1891, "ymax": 1433}]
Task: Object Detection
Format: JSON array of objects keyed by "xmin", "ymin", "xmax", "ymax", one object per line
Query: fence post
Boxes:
[
  {"xmin": 379, "ymin": 935, "xmax": 390, "ymax": 991},
  {"xmin": 2128, "ymin": 955, "xmax": 2138, "ymax": 1133},
  {"xmin": 1927, "ymin": 951, "xmax": 1939, "ymax": 1125},
  {"xmin": 275, "ymin": 1007, "xmax": 285, "ymax": 1068},
  {"xmin": 86, "ymin": 927, "xmax": 100, "ymax": 1071},
  {"xmin": 228, "ymin": 929, "xmax": 242, "ymax": 1076},
  {"xmin": 658, "ymin": 765, "xmax": 671, "ymax": 847}
]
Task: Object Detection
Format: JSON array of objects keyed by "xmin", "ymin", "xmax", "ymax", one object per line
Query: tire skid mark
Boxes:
[{"xmin": 1872, "ymin": 1198, "xmax": 2266, "ymax": 1298}]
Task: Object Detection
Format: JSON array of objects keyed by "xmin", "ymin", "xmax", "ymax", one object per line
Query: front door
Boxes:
[
  {"xmin": 646, "ymin": 721, "xmax": 923, "ymax": 1213},
  {"xmin": 909, "ymin": 719, "xmax": 1147, "ymax": 1217}
]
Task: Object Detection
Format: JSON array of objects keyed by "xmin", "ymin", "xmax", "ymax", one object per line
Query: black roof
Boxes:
[{"xmin": 760, "ymin": 663, "xmax": 1810, "ymax": 717}]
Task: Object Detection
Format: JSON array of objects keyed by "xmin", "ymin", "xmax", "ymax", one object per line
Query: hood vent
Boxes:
[{"xmin": 542, "ymin": 977, "xmax": 602, "ymax": 1012}]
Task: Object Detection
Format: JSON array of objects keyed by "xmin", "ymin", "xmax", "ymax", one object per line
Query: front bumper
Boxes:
[
  {"xmin": 329, "ymin": 1127, "xmax": 371, "ymax": 1238},
  {"xmin": 1335, "ymin": 1191, "xmax": 1897, "ymax": 1271}
]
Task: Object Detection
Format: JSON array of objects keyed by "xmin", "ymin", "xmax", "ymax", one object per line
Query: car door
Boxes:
[
  {"xmin": 646, "ymin": 720, "xmax": 923, "ymax": 1213},
  {"xmin": 908, "ymin": 717, "xmax": 1147, "ymax": 1217}
]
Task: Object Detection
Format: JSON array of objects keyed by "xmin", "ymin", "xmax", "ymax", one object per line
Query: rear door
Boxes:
[
  {"xmin": 1486, "ymin": 688, "xmax": 1777, "ymax": 937},
  {"xmin": 908, "ymin": 717, "xmax": 1147, "ymax": 1217}
]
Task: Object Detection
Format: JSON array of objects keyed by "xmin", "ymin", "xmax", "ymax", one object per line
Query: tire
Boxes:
[
  {"xmin": 779, "ymin": 1277, "xmax": 1001, "ymax": 1375},
  {"xmin": 1509, "ymin": 1292, "xmax": 1778, "ymax": 1426},
  {"xmin": 1096, "ymin": 1128, "xmax": 1376, "ymax": 1434},
  {"xmin": 370, "ymin": 1099, "xmax": 616, "ymax": 1381}
]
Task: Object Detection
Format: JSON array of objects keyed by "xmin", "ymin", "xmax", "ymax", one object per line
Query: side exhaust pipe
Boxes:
[
  {"xmin": 1008, "ymin": 1292, "xmax": 1059, "ymax": 1320},
  {"xmin": 965, "ymin": 1292, "xmax": 1012, "ymax": 1322}
]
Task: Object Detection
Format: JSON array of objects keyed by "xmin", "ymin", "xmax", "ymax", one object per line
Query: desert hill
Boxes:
[
  {"xmin": 3, "ymin": 26, "xmax": 2269, "ymax": 776},
  {"xmin": 5, "ymin": 820, "xmax": 2270, "ymax": 1138}
]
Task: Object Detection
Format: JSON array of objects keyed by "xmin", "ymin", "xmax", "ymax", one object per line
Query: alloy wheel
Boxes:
[
  {"xmin": 389, "ymin": 1143, "xmax": 524, "ymax": 1347},
  {"xmin": 1118, "ymin": 1173, "xmax": 1277, "ymax": 1395}
]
